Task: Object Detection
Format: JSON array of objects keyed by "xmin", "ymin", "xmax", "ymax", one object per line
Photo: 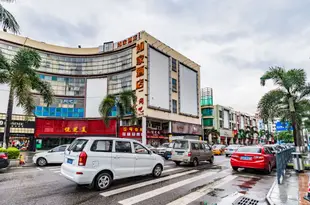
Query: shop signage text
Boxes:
[
  {"xmin": 172, "ymin": 122, "xmax": 202, "ymax": 135},
  {"xmin": 135, "ymin": 41, "xmax": 146, "ymax": 116},
  {"xmin": 116, "ymin": 33, "xmax": 140, "ymax": 48},
  {"xmin": 119, "ymin": 126, "xmax": 164, "ymax": 138},
  {"xmin": 0, "ymin": 120, "xmax": 35, "ymax": 128},
  {"xmin": 64, "ymin": 126, "xmax": 87, "ymax": 133}
]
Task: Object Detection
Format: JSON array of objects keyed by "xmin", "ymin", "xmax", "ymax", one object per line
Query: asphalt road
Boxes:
[{"xmin": 0, "ymin": 155, "xmax": 275, "ymax": 205}]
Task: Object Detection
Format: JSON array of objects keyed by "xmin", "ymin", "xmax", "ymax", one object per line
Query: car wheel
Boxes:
[
  {"xmin": 225, "ymin": 154, "xmax": 229, "ymax": 157},
  {"xmin": 232, "ymin": 167, "xmax": 238, "ymax": 171},
  {"xmin": 175, "ymin": 161, "xmax": 181, "ymax": 166},
  {"xmin": 265, "ymin": 163, "xmax": 272, "ymax": 174},
  {"xmin": 209, "ymin": 156, "xmax": 214, "ymax": 164},
  {"xmin": 95, "ymin": 172, "xmax": 112, "ymax": 191},
  {"xmin": 192, "ymin": 158, "xmax": 199, "ymax": 167},
  {"xmin": 152, "ymin": 164, "xmax": 163, "ymax": 178},
  {"xmin": 37, "ymin": 157, "xmax": 47, "ymax": 167}
]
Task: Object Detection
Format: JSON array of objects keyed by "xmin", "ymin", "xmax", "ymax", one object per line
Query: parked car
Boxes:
[
  {"xmin": 163, "ymin": 143, "xmax": 174, "ymax": 160},
  {"xmin": 156, "ymin": 143, "xmax": 170, "ymax": 156},
  {"xmin": 212, "ymin": 145, "xmax": 226, "ymax": 155},
  {"xmin": 0, "ymin": 152, "xmax": 9, "ymax": 169},
  {"xmin": 145, "ymin": 144, "xmax": 158, "ymax": 154},
  {"xmin": 230, "ymin": 146, "xmax": 276, "ymax": 174},
  {"xmin": 33, "ymin": 144, "xmax": 70, "ymax": 166},
  {"xmin": 61, "ymin": 137, "xmax": 164, "ymax": 190},
  {"xmin": 170, "ymin": 139, "xmax": 214, "ymax": 166},
  {"xmin": 224, "ymin": 145, "xmax": 242, "ymax": 157}
]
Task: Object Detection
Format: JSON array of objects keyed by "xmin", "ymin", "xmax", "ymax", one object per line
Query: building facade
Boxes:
[{"xmin": 0, "ymin": 31, "xmax": 201, "ymax": 148}]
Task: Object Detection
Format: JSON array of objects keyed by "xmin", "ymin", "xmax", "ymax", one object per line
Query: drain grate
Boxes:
[{"xmin": 233, "ymin": 196, "xmax": 259, "ymax": 205}]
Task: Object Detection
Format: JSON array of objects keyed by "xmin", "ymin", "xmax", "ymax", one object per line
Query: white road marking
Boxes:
[
  {"xmin": 49, "ymin": 168, "xmax": 61, "ymax": 171},
  {"xmin": 167, "ymin": 175, "xmax": 238, "ymax": 205},
  {"xmin": 36, "ymin": 167, "xmax": 43, "ymax": 171},
  {"xmin": 53, "ymin": 171, "xmax": 61, "ymax": 173},
  {"xmin": 100, "ymin": 170, "xmax": 198, "ymax": 197},
  {"xmin": 164, "ymin": 165, "xmax": 174, "ymax": 168},
  {"xmin": 162, "ymin": 167, "xmax": 184, "ymax": 174},
  {"xmin": 118, "ymin": 171, "xmax": 217, "ymax": 205}
]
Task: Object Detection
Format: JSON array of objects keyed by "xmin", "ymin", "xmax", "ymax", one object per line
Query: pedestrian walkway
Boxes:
[{"xmin": 267, "ymin": 170, "xmax": 310, "ymax": 205}]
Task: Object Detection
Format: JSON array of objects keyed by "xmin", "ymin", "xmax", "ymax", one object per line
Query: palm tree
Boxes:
[
  {"xmin": 99, "ymin": 90, "xmax": 137, "ymax": 138},
  {"xmin": 259, "ymin": 66, "xmax": 310, "ymax": 147},
  {"xmin": 0, "ymin": 0, "xmax": 20, "ymax": 33},
  {"xmin": 205, "ymin": 128, "xmax": 219, "ymax": 144},
  {"xmin": 0, "ymin": 48, "xmax": 53, "ymax": 148}
]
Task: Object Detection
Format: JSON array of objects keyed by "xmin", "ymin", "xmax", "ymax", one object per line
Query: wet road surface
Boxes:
[{"xmin": 0, "ymin": 155, "xmax": 274, "ymax": 205}]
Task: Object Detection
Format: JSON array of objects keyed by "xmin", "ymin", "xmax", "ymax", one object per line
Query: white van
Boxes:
[{"xmin": 61, "ymin": 137, "xmax": 164, "ymax": 190}]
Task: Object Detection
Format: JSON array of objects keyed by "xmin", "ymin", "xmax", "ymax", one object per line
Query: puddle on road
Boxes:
[{"xmin": 234, "ymin": 177, "xmax": 261, "ymax": 194}]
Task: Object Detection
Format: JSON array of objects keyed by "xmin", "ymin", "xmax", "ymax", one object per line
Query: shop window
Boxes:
[
  {"xmin": 172, "ymin": 78, "xmax": 177, "ymax": 92},
  {"xmin": 172, "ymin": 58, "xmax": 177, "ymax": 72},
  {"xmin": 172, "ymin": 100, "xmax": 177, "ymax": 113},
  {"xmin": 52, "ymin": 76, "xmax": 57, "ymax": 81}
]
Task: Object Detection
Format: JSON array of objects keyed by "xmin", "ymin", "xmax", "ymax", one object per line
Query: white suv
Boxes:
[{"xmin": 61, "ymin": 137, "xmax": 164, "ymax": 190}]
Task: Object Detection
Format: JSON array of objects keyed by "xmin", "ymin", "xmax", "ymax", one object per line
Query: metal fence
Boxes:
[{"xmin": 276, "ymin": 148, "xmax": 294, "ymax": 184}]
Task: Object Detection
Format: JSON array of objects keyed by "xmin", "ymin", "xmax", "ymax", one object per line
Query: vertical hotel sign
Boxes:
[{"xmin": 135, "ymin": 41, "xmax": 146, "ymax": 116}]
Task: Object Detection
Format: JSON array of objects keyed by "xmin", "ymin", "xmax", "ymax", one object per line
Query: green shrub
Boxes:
[
  {"xmin": 0, "ymin": 147, "xmax": 7, "ymax": 153},
  {"xmin": 7, "ymin": 147, "xmax": 20, "ymax": 159}
]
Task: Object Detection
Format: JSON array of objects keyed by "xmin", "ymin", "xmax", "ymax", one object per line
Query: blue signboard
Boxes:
[{"xmin": 275, "ymin": 121, "xmax": 293, "ymax": 132}]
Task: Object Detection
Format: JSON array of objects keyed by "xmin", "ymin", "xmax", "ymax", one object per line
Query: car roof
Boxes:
[{"xmin": 74, "ymin": 136, "xmax": 141, "ymax": 143}]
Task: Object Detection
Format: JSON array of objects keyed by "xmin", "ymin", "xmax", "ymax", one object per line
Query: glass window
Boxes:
[
  {"xmin": 58, "ymin": 146, "xmax": 67, "ymax": 152},
  {"xmin": 134, "ymin": 143, "xmax": 149, "ymax": 154},
  {"xmin": 172, "ymin": 78, "xmax": 177, "ymax": 92},
  {"xmin": 172, "ymin": 100, "xmax": 177, "ymax": 113},
  {"xmin": 237, "ymin": 147, "xmax": 262, "ymax": 153},
  {"xmin": 115, "ymin": 141, "xmax": 132, "ymax": 153},
  {"xmin": 172, "ymin": 58, "xmax": 177, "ymax": 72},
  {"xmin": 173, "ymin": 140, "xmax": 188, "ymax": 149},
  {"xmin": 68, "ymin": 139, "xmax": 88, "ymax": 152},
  {"xmin": 191, "ymin": 143, "xmax": 199, "ymax": 150},
  {"xmin": 52, "ymin": 76, "xmax": 57, "ymax": 81},
  {"xmin": 204, "ymin": 143, "xmax": 211, "ymax": 151},
  {"xmin": 91, "ymin": 140, "xmax": 112, "ymax": 152},
  {"xmin": 199, "ymin": 143, "xmax": 205, "ymax": 150}
]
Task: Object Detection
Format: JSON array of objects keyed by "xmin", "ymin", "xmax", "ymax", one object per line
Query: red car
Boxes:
[{"xmin": 230, "ymin": 146, "xmax": 276, "ymax": 174}]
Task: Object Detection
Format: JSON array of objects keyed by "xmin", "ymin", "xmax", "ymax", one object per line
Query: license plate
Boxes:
[
  {"xmin": 229, "ymin": 149, "xmax": 233, "ymax": 151},
  {"xmin": 241, "ymin": 156, "xmax": 252, "ymax": 160},
  {"xmin": 177, "ymin": 152, "xmax": 183, "ymax": 155},
  {"xmin": 167, "ymin": 155, "xmax": 171, "ymax": 158},
  {"xmin": 67, "ymin": 158, "xmax": 73, "ymax": 164}
]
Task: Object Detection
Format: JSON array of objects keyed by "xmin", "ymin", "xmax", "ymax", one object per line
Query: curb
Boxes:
[{"xmin": 266, "ymin": 180, "xmax": 277, "ymax": 205}]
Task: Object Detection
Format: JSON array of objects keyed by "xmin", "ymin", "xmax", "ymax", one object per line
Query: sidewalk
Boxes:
[{"xmin": 267, "ymin": 170, "xmax": 310, "ymax": 205}]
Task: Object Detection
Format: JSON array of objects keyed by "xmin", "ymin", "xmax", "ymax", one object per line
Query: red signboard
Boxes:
[
  {"xmin": 35, "ymin": 118, "xmax": 116, "ymax": 137},
  {"xmin": 119, "ymin": 126, "xmax": 167, "ymax": 139}
]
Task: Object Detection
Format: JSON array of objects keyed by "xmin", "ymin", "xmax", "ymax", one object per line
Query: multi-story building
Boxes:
[
  {"xmin": 0, "ymin": 31, "xmax": 201, "ymax": 150},
  {"xmin": 201, "ymin": 87, "xmax": 214, "ymax": 142},
  {"xmin": 208, "ymin": 104, "xmax": 260, "ymax": 145}
]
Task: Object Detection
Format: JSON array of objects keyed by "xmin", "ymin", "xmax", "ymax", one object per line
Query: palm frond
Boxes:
[
  {"xmin": 286, "ymin": 68, "xmax": 306, "ymax": 93},
  {"xmin": 118, "ymin": 90, "xmax": 137, "ymax": 124},
  {"xmin": 99, "ymin": 94, "xmax": 116, "ymax": 126},
  {"xmin": 30, "ymin": 75, "xmax": 53, "ymax": 106},
  {"xmin": 11, "ymin": 48, "xmax": 41, "ymax": 72},
  {"xmin": 0, "ymin": 3, "xmax": 19, "ymax": 34},
  {"xmin": 260, "ymin": 66, "xmax": 285, "ymax": 87}
]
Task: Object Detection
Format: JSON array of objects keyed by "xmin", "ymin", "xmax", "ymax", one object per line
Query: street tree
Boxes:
[
  {"xmin": 205, "ymin": 128, "xmax": 220, "ymax": 144},
  {"xmin": 0, "ymin": 0, "xmax": 20, "ymax": 33},
  {"xmin": 259, "ymin": 66, "xmax": 310, "ymax": 147},
  {"xmin": 0, "ymin": 48, "xmax": 54, "ymax": 148},
  {"xmin": 99, "ymin": 90, "xmax": 137, "ymax": 138}
]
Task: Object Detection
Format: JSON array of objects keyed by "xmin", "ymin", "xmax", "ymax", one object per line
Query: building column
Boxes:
[
  {"xmin": 142, "ymin": 117, "xmax": 147, "ymax": 145},
  {"xmin": 168, "ymin": 121, "xmax": 172, "ymax": 142}
]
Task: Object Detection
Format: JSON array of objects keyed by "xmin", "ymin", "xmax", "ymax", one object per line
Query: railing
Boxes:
[{"xmin": 276, "ymin": 148, "xmax": 294, "ymax": 184}]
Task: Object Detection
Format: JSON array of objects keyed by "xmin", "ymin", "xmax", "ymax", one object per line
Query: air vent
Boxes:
[{"xmin": 233, "ymin": 196, "xmax": 259, "ymax": 205}]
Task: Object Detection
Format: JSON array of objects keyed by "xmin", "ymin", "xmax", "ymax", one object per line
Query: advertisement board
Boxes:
[
  {"xmin": 275, "ymin": 121, "xmax": 293, "ymax": 132},
  {"xmin": 119, "ymin": 126, "xmax": 167, "ymax": 139}
]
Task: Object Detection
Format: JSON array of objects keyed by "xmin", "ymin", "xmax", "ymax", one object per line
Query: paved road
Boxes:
[{"xmin": 0, "ymin": 156, "xmax": 274, "ymax": 205}]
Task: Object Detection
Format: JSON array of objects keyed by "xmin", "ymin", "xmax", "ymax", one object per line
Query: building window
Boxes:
[
  {"xmin": 172, "ymin": 58, "xmax": 177, "ymax": 72},
  {"xmin": 172, "ymin": 78, "xmax": 177, "ymax": 92},
  {"xmin": 172, "ymin": 100, "xmax": 177, "ymax": 113},
  {"xmin": 219, "ymin": 110, "xmax": 223, "ymax": 119},
  {"xmin": 220, "ymin": 120, "xmax": 223, "ymax": 128}
]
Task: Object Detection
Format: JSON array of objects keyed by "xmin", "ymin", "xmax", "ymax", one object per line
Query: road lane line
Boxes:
[
  {"xmin": 36, "ymin": 167, "xmax": 43, "ymax": 171},
  {"xmin": 100, "ymin": 170, "xmax": 198, "ymax": 197},
  {"xmin": 53, "ymin": 171, "xmax": 61, "ymax": 173},
  {"xmin": 167, "ymin": 175, "xmax": 238, "ymax": 205},
  {"xmin": 118, "ymin": 171, "xmax": 218, "ymax": 205},
  {"xmin": 164, "ymin": 165, "xmax": 174, "ymax": 168},
  {"xmin": 49, "ymin": 168, "xmax": 61, "ymax": 171},
  {"xmin": 162, "ymin": 167, "xmax": 184, "ymax": 174}
]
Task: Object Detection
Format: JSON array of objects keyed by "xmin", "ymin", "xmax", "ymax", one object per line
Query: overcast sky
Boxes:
[{"xmin": 3, "ymin": 0, "xmax": 310, "ymax": 114}]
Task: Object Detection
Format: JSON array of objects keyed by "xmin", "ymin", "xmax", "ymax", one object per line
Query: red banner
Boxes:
[{"xmin": 35, "ymin": 118, "xmax": 116, "ymax": 137}]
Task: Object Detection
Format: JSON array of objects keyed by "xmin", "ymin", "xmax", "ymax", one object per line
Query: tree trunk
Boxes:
[
  {"xmin": 3, "ymin": 86, "xmax": 14, "ymax": 149},
  {"xmin": 115, "ymin": 118, "xmax": 120, "ymax": 138},
  {"xmin": 291, "ymin": 112, "xmax": 298, "ymax": 147}
]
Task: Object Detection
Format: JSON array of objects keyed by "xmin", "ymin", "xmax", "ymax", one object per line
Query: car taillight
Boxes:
[
  {"xmin": 0, "ymin": 153, "xmax": 8, "ymax": 159},
  {"xmin": 188, "ymin": 152, "xmax": 192, "ymax": 157},
  {"xmin": 231, "ymin": 154, "xmax": 239, "ymax": 159},
  {"xmin": 254, "ymin": 156, "xmax": 264, "ymax": 160},
  {"xmin": 78, "ymin": 151, "xmax": 87, "ymax": 166}
]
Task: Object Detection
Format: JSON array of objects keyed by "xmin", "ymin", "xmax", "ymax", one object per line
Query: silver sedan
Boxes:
[{"xmin": 224, "ymin": 145, "xmax": 242, "ymax": 157}]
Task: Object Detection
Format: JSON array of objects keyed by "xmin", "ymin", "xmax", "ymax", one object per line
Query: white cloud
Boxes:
[{"xmin": 2, "ymin": 0, "xmax": 310, "ymax": 114}]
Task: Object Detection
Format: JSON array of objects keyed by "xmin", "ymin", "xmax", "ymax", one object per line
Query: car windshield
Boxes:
[
  {"xmin": 161, "ymin": 143, "xmax": 169, "ymax": 148},
  {"xmin": 173, "ymin": 140, "xmax": 188, "ymax": 149},
  {"xmin": 227, "ymin": 145, "xmax": 238, "ymax": 149},
  {"xmin": 68, "ymin": 139, "xmax": 88, "ymax": 152},
  {"xmin": 213, "ymin": 145, "xmax": 223, "ymax": 149},
  {"xmin": 237, "ymin": 147, "xmax": 262, "ymax": 153}
]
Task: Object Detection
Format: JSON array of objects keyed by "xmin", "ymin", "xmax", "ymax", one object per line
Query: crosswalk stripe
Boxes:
[
  {"xmin": 162, "ymin": 167, "xmax": 184, "ymax": 174},
  {"xmin": 100, "ymin": 170, "xmax": 198, "ymax": 197},
  {"xmin": 167, "ymin": 175, "xmax": 238, "ymax": 205},
  {"xmin": 53, "ymin": 171, "xmax": 61, "ymax": 173},
  {"xmin": 118, "ymin": 171, "xmax": 217, "ymax": 205},
  {"xmin": 49, "ymin": 168, "xmax": 61, "ymax": 171}
]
